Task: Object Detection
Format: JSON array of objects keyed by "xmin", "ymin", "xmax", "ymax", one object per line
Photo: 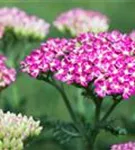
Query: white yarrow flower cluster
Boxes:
[{"xmin": 0, "ymin": 110, "xmax": 42, "ymax": 150}]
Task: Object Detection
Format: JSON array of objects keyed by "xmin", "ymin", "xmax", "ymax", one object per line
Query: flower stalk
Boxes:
[
  {"xmin": 101, "ymin": 98, "xmax": 122, "ymax": 122},
  {"xmin": 44, "ymin": 77, "xmax": 78, "ymax": 124}
]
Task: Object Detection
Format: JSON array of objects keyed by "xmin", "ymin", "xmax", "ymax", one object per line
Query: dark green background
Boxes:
[{"xmin": 0, "ymin": 0, "xmax": 135, "ymax": 149}]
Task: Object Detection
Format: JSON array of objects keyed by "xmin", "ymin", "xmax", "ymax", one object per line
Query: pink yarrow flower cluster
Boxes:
[
  {"xmin": 54, "ymin": 8, "xmax": 109, "ymax": 36},
  {"xmin": 21, "ymin": 31, "xmax": 135, "ymax": 99},
  {"xmin": 111, "ymin": 141, "xmax": 135, "ymax": 150},
  {"xmin": 0, "ymin": 54, "xmax": 16, "ymax": 90},
  {"xmin": 0, "ymin": 7, "xmax": 50, "ymax": 39}
]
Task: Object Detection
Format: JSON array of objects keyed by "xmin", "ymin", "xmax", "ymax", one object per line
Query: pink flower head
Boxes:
[
  {"xmin": 0, "ymin": 54, "xmax": 16, "ymax": 90},
  {"xmin": 111, "ymin": 141, "xmax": 135, "ymax": 150},
  {"xmin": 0, "ymin": 7, "xmax": 50, "ymax": 39},
  {"xmin": 54, "ymin": 8, "xmax": 109, "ymax": 36},
  {"xmin": 21, "ymin": 31, "xmax": 135, "ymax": 99}
]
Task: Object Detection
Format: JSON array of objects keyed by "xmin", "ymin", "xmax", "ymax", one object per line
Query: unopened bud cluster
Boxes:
[
  {"xmin": 0, "ymin": 7, "xmax": 50, "ymax": 40},
  {"xmin": 54, "ymin": 8, "xmax": 109, "ymax": 36}
]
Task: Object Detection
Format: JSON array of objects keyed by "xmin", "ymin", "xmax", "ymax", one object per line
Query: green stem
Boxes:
[
  {"xmin": 84, "ymin": 86, "xmax": 103, "ymax": 150},
  {"xmin": 45, "ymin": 78, "xmax": 79, "ymax": 124},
  {"xmin": 12, "ymin": 83, "xmax": 19, "ymax": 108},
  {"xmin": 90, "ymin": 99, "xmax": 102, "ymax": 150},
  {"xmin": 84, "ymin": 95, "xmax": 103, "ymax": 150},
  {"xmin": 94, "ymin": 98, "xmax": 103, "ymax": 125},
  {"xmin": 86, "ymin": 130, "xmax": 99, "ymax": 150},
  {"xmin": 85, "ymin": 97, "xmax": 122, "ymax": 150},
  {"xmin": 101, "ymin": 99, "xmax": 121, "ymax": 122},
  {"xmin": 45, "ymin": 78, "xmax": 89, "ymax": 140}
]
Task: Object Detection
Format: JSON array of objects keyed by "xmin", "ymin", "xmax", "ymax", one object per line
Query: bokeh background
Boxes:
[{"xmin": 0, "ymin": 0, "xmax": 135, "ymax": 149}]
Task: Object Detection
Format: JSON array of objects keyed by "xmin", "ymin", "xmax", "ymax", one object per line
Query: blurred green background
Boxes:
[{"xmin": 0, "ymin": 0, "xmax": 135, "ymax": 149}]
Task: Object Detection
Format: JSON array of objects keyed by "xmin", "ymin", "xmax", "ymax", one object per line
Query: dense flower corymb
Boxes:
[
  {"xmin": 54, "ymin": 8, "xmax": 109, "ymax": 36},
  {"xmin": 111, "ymin": 141, "xmax": 135, "ymax": 150},
  {"xmin": 0, "ymin": 7, "xmax": 50, "ymax": 39},
  {"xmin": 0, "ymin": 110, "xmax": 42, "ymax": 150},
  {"xmin": 0, "ymin": 54, "xmax": 16, "ymax": 90},
  {"xmin": 21, "ymin": 31, "xmax": 135, "ymax": 99}
]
